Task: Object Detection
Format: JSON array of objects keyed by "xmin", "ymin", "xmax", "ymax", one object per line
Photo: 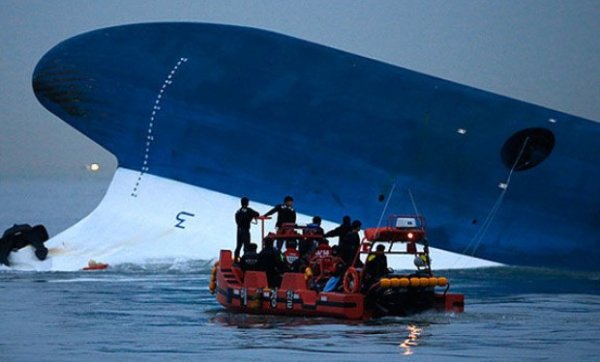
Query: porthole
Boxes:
[{"xmin": 501, "ymin": 128, "xmax": 554, "ymax": 171}]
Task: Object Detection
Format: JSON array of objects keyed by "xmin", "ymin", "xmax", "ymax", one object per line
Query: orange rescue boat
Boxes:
[{"xmin": 210, "ymin": 215, "xmax": 464, "ymax": 320}]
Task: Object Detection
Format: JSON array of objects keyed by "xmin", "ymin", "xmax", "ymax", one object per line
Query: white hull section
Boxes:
[{"xmin": 7, "ymin": 168, "xmax": 501, "ymax": 271}]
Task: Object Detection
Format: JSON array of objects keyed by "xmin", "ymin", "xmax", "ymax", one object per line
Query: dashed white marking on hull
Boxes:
[{"xmin": 131, "ymin": 57, "xmax": 188, "ymax": 197}]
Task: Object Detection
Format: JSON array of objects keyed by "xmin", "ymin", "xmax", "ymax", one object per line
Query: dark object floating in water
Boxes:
[{"xmin": 0, "ymin": 224, "xmax": 49, "ymax": 266}]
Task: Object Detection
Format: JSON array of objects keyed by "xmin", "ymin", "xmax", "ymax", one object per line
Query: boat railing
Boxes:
[{"xmin": 256, "ymin": 217, "xmax": 326, "ymax": 248}]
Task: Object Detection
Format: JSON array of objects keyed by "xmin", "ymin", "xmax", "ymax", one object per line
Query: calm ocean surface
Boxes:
[{"xmin": 1, "ymin": 177, "xmax": 599, "ymax": 361}]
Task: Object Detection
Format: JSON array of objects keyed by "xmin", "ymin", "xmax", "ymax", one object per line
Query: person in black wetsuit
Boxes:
[
  {"xmin": 339, "ymin": 220, "xmax": 362, "ymax": 266},
  {"xmin": 240, "ymin": 243, "xmax": 260, "ymax": 272},
  {"xmin": 365, "ymin": 244, "xmax": 388, "ymax": 280},
  {"xmin": 258, "ymin": 238, "xmax": 288, "ymax": 287},
  {"xmin": 262, "ymin": 195, "xmax": 296, "ymax": 250},
  {"xmin": 0, "ymin": 224, "xmax": 49, "ymax": 266},
  {"xmin": 234, "ymin": 197, "xmax": 260, "ymax": 260},
  {"xmin": 324, "ymin": 215, "xmax": 352, "ymax": 244}
]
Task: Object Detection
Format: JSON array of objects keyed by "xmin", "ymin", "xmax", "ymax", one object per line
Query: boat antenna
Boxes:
[
  {"xmin": 461, "ymin": 136, "xmax": 531, "ymax": 258},
  {"xmin": 376, "ymin": 181, "xmax": 397, "ymax": 229},
  {"xmin": 408, "ymin": 188, "xmax": 420, "ymax": 215}
]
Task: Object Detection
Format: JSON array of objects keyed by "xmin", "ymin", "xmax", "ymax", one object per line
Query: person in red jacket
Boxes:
[
  {"xmin": 283, "ymin": 240, "xmax": 301, "ymax": 268},
  {"xmin": 309, "ymin": 239, "xmax": 343, "ymax": 290},
  {"xmin": 312, "ymin": 238, "xmax": 332, "ymax": 259}
]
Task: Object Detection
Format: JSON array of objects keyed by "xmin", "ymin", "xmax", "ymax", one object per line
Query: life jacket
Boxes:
[
  {"xmin": 241, "ymin": 251, "xmax": 260, "ymax": 271},
  {"xmin": 284, "ymin": 248, "xmax": 300, "ymax": 265},
  {"xmin": 365, "ymin": 252, "xmax": 387, "ymax": 279},
  {"xmin": 312, "ymin": 244, "xmax": 332, "ymax": 259},
  {"xmin": 310, "ymin": 255, "xmax": 343, "ymax": 281}
]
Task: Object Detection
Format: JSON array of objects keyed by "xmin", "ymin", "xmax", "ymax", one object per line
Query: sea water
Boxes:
[{"xmin": 1, "ymin": 177, "xmax": 599, "ymax": 361}]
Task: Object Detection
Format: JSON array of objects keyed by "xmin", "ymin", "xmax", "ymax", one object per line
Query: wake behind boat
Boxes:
[{"xmin": 211, "ymin": 215, "xmax": 463, "ymax": 319}]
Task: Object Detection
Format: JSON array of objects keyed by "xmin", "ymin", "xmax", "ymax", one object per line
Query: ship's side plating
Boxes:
[{"xmin": 32, "ymin": 23, "xmax": 600, "ymax": 270}]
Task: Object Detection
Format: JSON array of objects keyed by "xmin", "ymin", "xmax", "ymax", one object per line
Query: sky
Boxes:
[{"xmin": 1, "ymin": 0, "xmax": 598, "ymax": 177}]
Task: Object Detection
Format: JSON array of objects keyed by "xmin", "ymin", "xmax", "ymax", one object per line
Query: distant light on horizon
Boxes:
[{"xmin": 87, "ymin": 163, "xmax": 100, "ymax": 172}]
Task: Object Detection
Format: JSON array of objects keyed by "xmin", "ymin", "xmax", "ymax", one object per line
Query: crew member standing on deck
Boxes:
[
  {"xmin": 339, "ymin": 220, "xmax": 362, "ymax": 266},
  {"xmin": 262, "ymin": 195, "xmax": 296, "ymax": 249},
  {"xmin": 324, "ymin": 215, "xmax": 352, "ymax": 245},
  {"xmin": 234, "ymin": 197, "xmax": 260, "ymax": 260}
]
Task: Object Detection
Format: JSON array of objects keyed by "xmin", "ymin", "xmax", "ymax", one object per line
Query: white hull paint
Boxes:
[{"xmin": 8, "ymin": 168, "xmax": 501, "ymax": 271}]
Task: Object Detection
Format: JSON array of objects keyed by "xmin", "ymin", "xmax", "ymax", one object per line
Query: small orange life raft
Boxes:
[{"xmin": 82, "ymin": 260, "xmax": 109, "ymax": 270}]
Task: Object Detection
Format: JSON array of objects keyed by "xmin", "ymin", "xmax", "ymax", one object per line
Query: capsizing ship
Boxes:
[
  {"xmin": 210, "ymin": 215, "xmax": 464, "ymax": 319},
  {"xmin": 31, "ymin": 23, "xmax": 600, "ymax": 271}
]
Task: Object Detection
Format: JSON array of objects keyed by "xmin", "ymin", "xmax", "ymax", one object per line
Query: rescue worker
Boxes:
[
  {"xmin": 283, "ymin": 240, "xmax": 300, "ymax": 269},
  {"xmin": 339, "ymin": 220, "xmax": 362, "ymax": 266},
  {"xmin": 309, "ymin": 239, "xmax": 334, "ymax": 290},
  {"xmin": 262, "ymin": 195, "xmax": 296, "ymax": 250},
  {"xmin": 330, "ymin": 245, "xmax": 347, "ymax": 277},
  {"xmin": 364, "ymin": 244, "xmax": 388, "ymax": 282},
  {"xmin": 307, "ymin": 216, "xmax": 324, "ymax": 234},
  {"xmin": 322, "ymin": 245, "xmax": 347, "ymax": 292},
  {"xmin": 258, "ymin": 238, "xmax": 288, "ymax": 287},
  {"xmin": 324, "ymin": 215, "xmax": 352, "ymax": 244},
  {"xmin": 331, "ymin": 245, "xmax": 345, "ymax": 266},
  {"xmin": 312, "ymin": 238, "xmax": 332, "ymax": 259},
  {"xmin": 240, "ymin": 243, "xmax": 261, "ymax": 271},
  {"xmin": 234, "ymin": 197, "xmax": 260, "ymax": 260},
  {"xmin": 300, "ymin": 216, "xmax": 323, "ymax": 257}
]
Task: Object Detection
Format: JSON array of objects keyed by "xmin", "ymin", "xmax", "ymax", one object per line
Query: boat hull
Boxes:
[
  {"xmin": 213, "ymin": 250, "xmax": 463, "ymax": 320},
  {"xmin": 32, "ymin": 23, "xmax": 600, "ymax": 270}
]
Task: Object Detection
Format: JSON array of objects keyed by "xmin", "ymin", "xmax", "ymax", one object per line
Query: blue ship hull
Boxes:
[{"xmin": 32, "ymin": 23, "xmax": 599, "ymax": 270}]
